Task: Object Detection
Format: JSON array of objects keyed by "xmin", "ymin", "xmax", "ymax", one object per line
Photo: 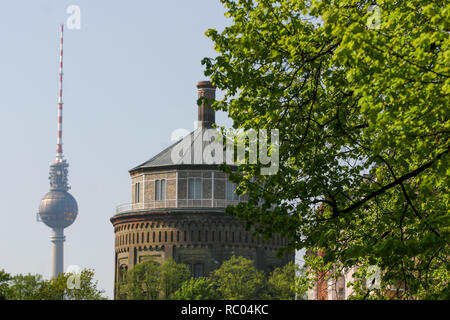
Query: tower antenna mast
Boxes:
[{"xmin": 56, "ymin": 24, "xmax": 64, "ymax": 163}]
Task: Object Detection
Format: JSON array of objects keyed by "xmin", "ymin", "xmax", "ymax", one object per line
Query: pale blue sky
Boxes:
[{"xmin": 0, "ymin": 0, "xmax": 233, "ymax": 298}]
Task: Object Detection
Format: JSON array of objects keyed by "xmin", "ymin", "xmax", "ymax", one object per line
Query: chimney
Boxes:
[{"xmin": 196, "ymin": 81, "xmax": 216, "ymax": 128}]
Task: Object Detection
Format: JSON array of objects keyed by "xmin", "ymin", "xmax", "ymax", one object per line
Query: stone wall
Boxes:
[
  {"xmin": 129, "ymin": 169, "xmax": 246, "ymax": 208},
  {"xmin": 112, "ymin": 211, "xmax": 293, "ymax": 291}
]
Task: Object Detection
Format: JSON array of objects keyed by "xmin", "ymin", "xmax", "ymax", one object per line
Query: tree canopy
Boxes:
[
  {"xmin": 0, "ymin": 269, "xmax": 106, "ymax": 300},
  {"xmin": 171, "ymin": 277, "xmax": 219, "ymax": 300},
  {"xmin": 211, "ymin": 255, "xmax": 266, "ymax": 299},
  {"xmin": 118, "ymin": 256, "xmax": 302, "ymax": 300},
  {"xmin": 203, "ymin": 0, "xmax": 449, "ymax": 299},
  {"xmin": 116, "ymin": 259, "xmax": 190, "ymax": 300}
]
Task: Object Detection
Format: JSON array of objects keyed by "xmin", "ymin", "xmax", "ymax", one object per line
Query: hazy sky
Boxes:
[{"xmin": 0, "ymin": 0, "xmax": 233, "ymax": 298}]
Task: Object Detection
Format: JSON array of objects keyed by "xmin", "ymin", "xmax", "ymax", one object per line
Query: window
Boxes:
[
  {"xmin": 155, "ymin": 179, "xmax": 166, "ymax": 200},
  {"xmin": 338, "ymin": 287, "xmax": 345, "ymax": 300},
  {"xmin": 226, "ymin": 180, "xmax": 239, "ymax": 200},
  {"xmin": 188, "ymin": 178, "xmax": 202, "ymax": 199},
  {"xmin": 193, "ymin": 263, "xmax": 204, "ymax": 278},
  {"xmin": 135, "ymin": 182, "xmax": 140, "ymax": 203}
]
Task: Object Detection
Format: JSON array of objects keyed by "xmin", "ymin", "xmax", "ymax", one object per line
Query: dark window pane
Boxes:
[
  {"xmin": 161, "ymin": 179, "xmax": 166, "ymax": 200},
  {"xmin": 155, "ymin": 180, "xmax": 161, "ymax": 200}
]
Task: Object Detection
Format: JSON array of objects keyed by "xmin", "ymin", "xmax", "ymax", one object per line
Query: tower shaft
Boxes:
[{"xmin": 50, "ymin": 228, "xmax": 65, "ymax": 278}]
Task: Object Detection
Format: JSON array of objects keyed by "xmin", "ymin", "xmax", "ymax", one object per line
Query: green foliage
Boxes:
[
  {"xmin": 160, "ymin": 259, "xmax": 191, "ymax": 299},
  {"xmin": 119, "ymin": 256, "xmax": 299, "ymax": 300},
  {"xmin": 0, "ymin": 270, "xmax": 11, "ymax": 299},
  {"xmin": 203, "ymin": 0, "xmax": 450, "ymax": 299},
  {"xmin": 117, "ymin": 259, "xmax": 190, "ymax": 300},
  {"xmin": 117, "ymin": 261, "xmax": 161, "ymax": 300},
  {"xmin": 0, "ymin": 269, "xmax": 106, "ymax": 300},
  {"xmin": 3, "ymin": 274, "xmax": 47, "ymax": 300},
  {"xmin": 263, "ymin": 262, "xmax": 298, "ymax": 300},
  {"xmin": 171, "ymin": 277, "xmax": 219, "ymax": 300},
  {"xmin": 57, "ymin": 269, "xmax": 106, "ymax": 300},
  {"xmin": 212, "ymin": 255, "xmax": 265, "ymax": 300}
]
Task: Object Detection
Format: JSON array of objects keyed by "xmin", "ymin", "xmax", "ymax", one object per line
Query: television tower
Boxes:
[{"xmin": 38, "ymin": 24, "xmax": 78, "ymax": 279}]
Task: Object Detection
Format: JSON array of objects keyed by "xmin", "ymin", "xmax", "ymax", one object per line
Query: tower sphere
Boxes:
[{"xmin": 39, "ymin": 190, "xmax": 78, "ymax": 229}]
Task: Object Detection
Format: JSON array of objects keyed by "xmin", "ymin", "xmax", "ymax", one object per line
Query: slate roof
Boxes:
[{"xmin": 130, "ymin": 127, "xmax": 231, "ymax": 171}]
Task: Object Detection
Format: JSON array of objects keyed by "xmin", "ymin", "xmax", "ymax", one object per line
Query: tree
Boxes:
[
  {"xmin": 55, "ymin": 269, "xmax": 106, "ymax": 300},
  {"xmin": 212, "ymin": 255, "xmax": 265, "ymax": 299},
  {"xmin": 171, "ymin": 277, "xmax": 219, "ymax": 300},
  {"xmin": 1, "ymin": 269, "xmax": 106, "ymax": 300},
  {"xmin": 4, "ymin": 274, "xmax": 48, "ymax": 300},
  {"xmin": 0, "ymin": 270, "xmax": 11, "ymax": 300},
  {"xmin": 263, "ymin": 262, "xmax": 298, "ymax": 300},
  {"xmin": 117, "ymin": 261, "xmax": 161, "ymax": 300},
  {"xmin": 203, "ymin": 0, "xmax": 449, "ymax": 299},
  {"xmin": 117, "ymin": 259, "xmax": 190, "ymax": 300},
  {"xmin": 159, "ymin": 259, "xmax": 191, "ymax": 299}
]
